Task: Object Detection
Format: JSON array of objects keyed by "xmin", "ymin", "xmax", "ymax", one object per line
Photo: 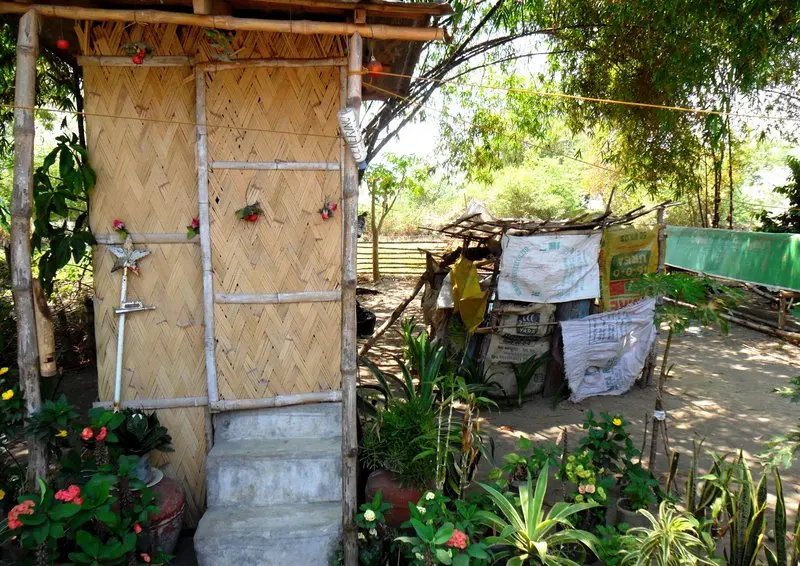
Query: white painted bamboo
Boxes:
[
  {"xmin": 77, "ymin": 55, "xmax": 195, "ymax": 67},
  {"xmin": 196, "ymin": 69, "xmax": 219, "ymax": 407},
  {"xmin": 215, "ymin": 291, "xmax": 341, "ymax": 304},
  {"xmin": 94, "ymin": 233, "xmax": 200, "ymax": 245},
  {"xmin": 10, "ymin": 9, "xmax": 47, "ymax": 486},
  {"xmin": 211, "ymin": 161, "xmax": 340, "ymax": 171},
  {"xmin": 0, "ymin": 3, "xmax": 447, "ymax": 41},
  {"xmin": 199, "ymin": 57, "xmax": 348, "ymax": 71},
  {"xmin": 341, "ymin": 32, "xmax": 362, "ymax": 566},
  {"xmin": 94, "ymin": 396, "xmax": 209, "ymax": 410},
  {"xmin": 112, "ymin": 267, "xmax": 130, "ymax": 410},
  {"xmin": 210, "ymin": 390, "xmax": 342, "ymax": 412}
]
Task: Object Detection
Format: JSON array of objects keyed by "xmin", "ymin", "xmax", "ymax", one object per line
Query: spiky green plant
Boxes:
[
  {"xmin": 762, "ymin": 467, "xmax": 800, "ymax": 566},
  {"xmin": 477, "ymin": 464, "xmax": 599, "ymax": 565},
  {"xmin": 620, "ymin": 501, "xmax": 717, "ymax": 566},
  {"xmin": 725, "ymin": 453, "xmax": 768, "ymax": 566}
]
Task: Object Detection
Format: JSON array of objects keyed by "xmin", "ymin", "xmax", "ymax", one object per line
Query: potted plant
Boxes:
[
  {"xmin": 616, "ymin": 462, "xmax": 659, "ymax": 528},
  {"xmin": 115, "ymin": 410, "xmax": 173, "ymax": 483},
  {"xmin": 489, "ymin": 437, "xmax": 559, "ymax": 491}
]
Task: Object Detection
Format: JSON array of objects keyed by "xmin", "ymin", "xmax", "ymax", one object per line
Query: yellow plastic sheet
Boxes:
[
  {"xmin": 451, "ymin": 256, "xmax": 488, "ymax": 332},
  {"xmin": 600, "ymin": 226, "xmax": 659, "ymax": 311}
]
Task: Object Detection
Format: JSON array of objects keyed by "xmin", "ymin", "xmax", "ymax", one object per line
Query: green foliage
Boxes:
[
  {"xmin": 559, "ymin": 450, "xmax": 611, "ymax": 506},
  {"xmin": 761, "ymin": 375, "xmax": 800, "ymax": 467},
  {"xmin": 758, "ymin": 156, "xmax": 800, "ymax": 233},
  {"xmin": 477, "ymin": 464, "xmax": 599, "ymax": 566},
  {"xmin": 510, "ymin": 351, "xmax": 550, "ymax": 407},
  {"xmin": 112, "ymin": 410, "xmax": 174, "ymax": 456},
  {"xmin": 489, "ymin": 436, "xmax": 559, "ymax": 486},
  {"xmin": 397, "ymin": 491, "xmax": 491, "ymax": 565},
  {"xmin": 31, "ymin": 133, "xmax": 96, "ymax": 295},
  {"xmin": 594, "ymin": 523, "xmax": 634, "ymax": 566},
  {"xmin": 24, "ymin": 394, "xmax": 80, "ymax": 458},
  {"xmin": 360, "ymin": 396, "xmax": 439, "ymax": 489},
  {"xmin": 577, "ymin": 411, "xmax": 639, "ymax": 474},
  {"xmin": 763, "ymin": 467, "xmax": 800, "ymax": 566},
  {"xmin": 620, "ymin": 502, "xmax": 716, "ymax": 566},
  {"xmin": 620, "ymin": 463, "xmax": 659, "ymax": 512}
]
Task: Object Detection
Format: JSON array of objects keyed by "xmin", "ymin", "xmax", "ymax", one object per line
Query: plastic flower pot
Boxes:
[
  {"xmin": 364, "ymin": 469, "xmax": 423, "ymax": 528},
  {"xmin": 135, "ymin": 452, "xmax": 153, "ymax": 483}
]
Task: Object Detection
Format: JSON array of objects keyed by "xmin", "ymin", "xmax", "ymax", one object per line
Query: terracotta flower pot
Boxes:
[{"xmin": 365, "ymin": 469, "xmax": 424, "ymax": 528}]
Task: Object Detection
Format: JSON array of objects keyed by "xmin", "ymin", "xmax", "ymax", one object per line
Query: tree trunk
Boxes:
[
  {"xmin": 370, "ymin": 192, "xmax": 380, "ymax": 282},
  {"xmin": 711, "ymin": 148, "xmax": 722, "ymax": 228},
  {"xmin": 11, "ymin": 9, "xmax": 48, "ymax": 487},
  {"xmin": 727, "ymin": 117, "xmax": 734, "ymax": 229}
]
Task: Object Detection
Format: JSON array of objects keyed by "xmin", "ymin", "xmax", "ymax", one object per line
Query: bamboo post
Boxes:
[
  {"xmin": 10, "ymin": 9, "xmax": 47, "ymax": 486},
  {"xmin": 341, "ymin": 32, "xmax": 362, "ymax": 566},
  {"xmin": 643, "ymin": 208, "xmax": 667, "ymax": 386},
  {"xmin": 32, "ymin": 279, "xmax": 57, "ymax": 377},
  {"xmin": 195, "ymin": 70, "xmax": 219, "ymax": 408}
]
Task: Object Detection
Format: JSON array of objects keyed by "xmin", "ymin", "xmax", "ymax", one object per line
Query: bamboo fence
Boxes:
[{"xmin": 83, "ymin": 22, "xmax": 345, "ymax": 526}]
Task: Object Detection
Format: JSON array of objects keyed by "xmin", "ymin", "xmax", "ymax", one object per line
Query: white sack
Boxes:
[
  {"xmin": 498, "ymin": 233, "xmax": 602, "ymax": 303},
  {"xmin": 436, "ymin": 273, "xmax": 454, "ymax": 309},
  {"xmin": 561, "ymin": 298, "xmax": 656, "ymax": 403}
]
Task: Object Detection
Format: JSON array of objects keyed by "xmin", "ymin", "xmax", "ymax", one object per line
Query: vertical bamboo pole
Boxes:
[
  {"xmin": 11, "ymin": 9, "xmax": 47, "ymax": 485},
  {"xmin": 195, "ymin": 70, "xmax": 219, "ymax": 410},
  {"xmin": 643, "ymin": 208, "xmax": 667, "ymax": 387},
  {"xmin": 341, "ymin": 32, "xmax": 362, "ymax": 566}
]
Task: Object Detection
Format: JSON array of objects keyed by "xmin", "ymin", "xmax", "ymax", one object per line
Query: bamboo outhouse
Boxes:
[{"xmin": 5, "ymin": 1, "xmax": 447, "ymax": 564}]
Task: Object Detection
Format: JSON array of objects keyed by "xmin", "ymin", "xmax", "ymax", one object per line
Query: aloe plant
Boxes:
[
  {"xmin": 477, "ymin": 464, "xmax": 599, "ymax": 565},
  {"xmin": 620, "ymin": 501, "xmax": 717, "ymax": 565}
]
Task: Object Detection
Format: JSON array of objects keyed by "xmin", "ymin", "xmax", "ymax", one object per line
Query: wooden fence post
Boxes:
[
  {"xmin": 341, "ymin": 32, "xmax": 362, "ymax": 566},
  {"xmin": 11, "ymin": 8, "xmax": 48, "ymax": 485}
]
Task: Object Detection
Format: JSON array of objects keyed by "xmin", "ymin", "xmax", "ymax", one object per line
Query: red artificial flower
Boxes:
[
  {"xmin": 191, "ymin": 217, "xmax": 200, "ymax": 230},
  {"xmin": 134, "ymin": 523, "xmax": 143, "ymax": 534},
  {"xmin": 81, "ymin": 427, "xmax": 94, "ymax": 441},
  {"xmin": 141, "ymin": 553, "xmax": 151, "ymax": 563},
  {"xmin": 328, "ymin": 202, "xmax": 338, "ymax": 212},
  {"xmin": 96, "ymin": 427, "xmax": 108, "ymax": 442},
  {"xmin": 112, "ymin": 219, "xmax": 125, "ymax": 231},
  {"xmin": 445, "ymin": 529, "xmax": 468, "ymax": 550}
]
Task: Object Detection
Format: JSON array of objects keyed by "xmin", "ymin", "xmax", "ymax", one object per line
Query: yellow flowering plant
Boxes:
[
  {"xmin": 578, "ymin": 411, "xmax": 639, "ymax": 474},
  {"xmin": 0, "ymin": 368, "xmax": 26, "ymax": 516}
]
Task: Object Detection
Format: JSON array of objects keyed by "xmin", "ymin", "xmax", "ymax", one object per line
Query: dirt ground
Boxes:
[{"xmin": 357, "ymin": 278, "xmax": 800, "ymax": 508}]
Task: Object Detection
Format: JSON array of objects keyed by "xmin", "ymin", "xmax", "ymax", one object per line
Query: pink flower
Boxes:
[
  {"xmin": 578, "ymin": 485, "xmax": 586, "ymax": 494},
  {"xmin": 7, "ymin": 500, "xmax": 35, "ymax": 529},
  {"xmin": 73, "ymin": 497, "xmax": 83, "ymax": 505},
  {"xmin": 81, "ymin": 427, "xmax": 94, "ymax": 440},
  {"xmin": 134, "ymin": 523, "xmax": 143, "ymax": 534},
  {"xmin": 141, "ymin": 553, "xmax": 151, "ymax": 563},
  {"xmin": 7, "ymin": 518, "xmax": 22, "ymax": 529},
  {"xmin": 55, "ymin": 485, "xmax": 81, "ymax": 503},
  {"xmin": 191, "ymin": 217, "xmax": 200, "ymax": 230},
  {"xmin": 113, "ymin": 219, "xmax": 125, "ymax": 231},
  {"xmin": 446, "ymin": 529, "xmax": 468, "ymax": 550},
  {"xmin": 585, "ymin": 484, "xmax": 596, "ymax": 494},
  {"xmin": 96, "ymin": 427, "xmax": 108, "ymax": 442}
]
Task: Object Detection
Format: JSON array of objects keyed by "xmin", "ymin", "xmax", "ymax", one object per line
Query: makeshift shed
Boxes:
[
  {"xmin": 420, "ymin": 201, "xmax": 675, "ymax": 403},
  {"xmin": 4, "ymin": 2, "xmax": 447, "ymax": 564}
]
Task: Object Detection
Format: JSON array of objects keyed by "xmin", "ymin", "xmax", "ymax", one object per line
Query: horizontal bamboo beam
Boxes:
[
  {"xmin": 77, "ymin": 55, "xmax": 195, "ymax": 67},
  {"xmin": 246, "ymin": 0, "xmax": 453, "ymax": 18},
  {"xmin": 211, "ymin": 160, "xmax": 340, "ymax": 171},
  {"xmin": 94, "ymin": 233, "xmax": 199, "ymax": 245},
  {"xmin": 215, "ymin": 290, "xmax": 341, "ymax": 304},
  {"xmin": 0, "ymin": 3, "xmax": 447, "ymax": 42},
  {"xmin": 210, "ymin": 390, "xmax": 342, "ymax": 412},
  {"xmin": 94, "ymin": 396, "xmax": 209, "ymax": 410},
  {"xmin": 199, "ymin": 57, "xmax": 347, "ymax": 71}
]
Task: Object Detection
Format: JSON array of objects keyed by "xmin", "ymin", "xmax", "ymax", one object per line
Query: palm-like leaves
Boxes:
[
  {"xmin": 477, "ymin": 464, "xmax": 598, "ymax": 565},
  {"xmin": 621, "ymin": 501, "xmax": 717, "ymax": 566}
]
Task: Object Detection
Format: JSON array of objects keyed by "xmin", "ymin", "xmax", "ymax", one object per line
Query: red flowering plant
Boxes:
[
  {"xmin": 112, "ymin": 219, "xmax": 128, "ymax": 240},
  {"xmin": 186, "ymin": 217, "xmax": 200, "ymax": 239},
  {"xmin": 396, "ymin": 490, "xmax": 491, "ymax": 565}
]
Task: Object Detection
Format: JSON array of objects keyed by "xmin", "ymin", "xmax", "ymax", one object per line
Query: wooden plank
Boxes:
[
  {"xmin": 95, "ymin": 232, "xmax": 200, "ymax": 245},
  {"xmin": 215, "ymin": 291, "xmax": 341, "ymax": 304},
  {"xmin": 0, "ymin": 3, "xmax": 447, "ymax": 42},
  {"xmin": 77, "ymin": 55, "xmax": 194, "ymax": 67},
  {"xmin": 211, "ymin": 160, "xmax": 339, "ymax": 171},
  {"xmin": 200, "ymin": 57, "xmax": 348, "ymax": 71},
  {"xmin": 243, "ymin": 0, "xmax": 453, "ymax": 17},
  {"xmin": 210, "ymin": 390, "xmax": 342, "ymax": 412},
  {"xmin": 11, "ymin": 8, "xmax": 47, "ymax": 487},
  {"xmin": 196, "ymin": 69, "xmax": 219, "ymax": 408},
  {"xmin": 341, "ymin": 35, "xmax": 361, "ymax": 566}
]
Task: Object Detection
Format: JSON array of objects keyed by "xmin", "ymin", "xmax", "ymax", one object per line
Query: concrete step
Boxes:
[
  {"xmin": 206, "ymin": 437, "xmax": 342, "ymax": 507},
  {"xmin": 214, "ymin": 402, "xmax": 342, "ymax": 442},
  {"xmin": 194, "ymin": 502, "xmax": 341, "ymax": 566}
]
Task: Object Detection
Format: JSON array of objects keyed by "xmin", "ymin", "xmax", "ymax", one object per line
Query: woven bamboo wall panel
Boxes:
[
  {"xmin": 208, "ymin": 169, "xmax": 341, "ymax": 294},
  {"xmin": 205, "ymin": 66, "xmax": 341, "ymax": 163},
  {"xmin": 84, "ymin": 66, "xmax": 197, "ymax": 234},
  {"xmin": 215, "ymin": 302, "xmax": 341, "ymax": 399}
]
